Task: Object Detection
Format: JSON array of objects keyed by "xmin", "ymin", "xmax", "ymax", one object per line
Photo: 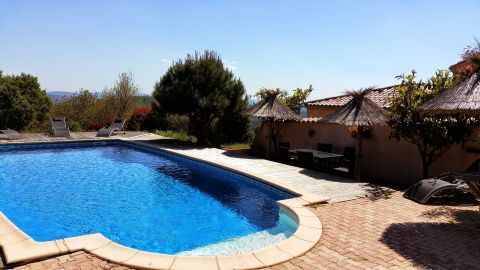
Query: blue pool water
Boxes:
[{"xmin": 0, "ymin": 142, "xmax": 297, "ymax": 255}]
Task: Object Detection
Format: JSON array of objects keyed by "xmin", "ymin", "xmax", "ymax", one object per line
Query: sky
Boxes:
[{"xmin": 0, "ymin": 0, "xmax": 479, "ymax": 100}]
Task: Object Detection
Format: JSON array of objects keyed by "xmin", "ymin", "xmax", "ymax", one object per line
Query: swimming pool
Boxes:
[{"xmin": 0, "ymin": 141, "xmax": 297, "ymax": 256}]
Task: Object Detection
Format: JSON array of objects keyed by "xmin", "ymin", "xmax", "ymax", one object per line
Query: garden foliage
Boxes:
[
  {"xmin": 0, "ymin": 71, "xmax": 52, "ymax": 131},
  {"xmin": 388, "ymin": 70, "xmax": 476, "ymax": 178}
]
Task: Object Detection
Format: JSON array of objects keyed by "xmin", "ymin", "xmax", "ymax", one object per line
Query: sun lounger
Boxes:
[
  {"xmin": 403, "ymin": 173, "xmax": 471, "ymax": 204},
  {"xmin": 461, "ymin": 173, "xmax": 480, "ymax": 199},
  {"xmin": 50, "ymin": 117, "xmax": 71, "ymax": 137},
  {"xmin": 404, "ymin": 159, "xmax": 480, "ymax": 204},
  {"xmin": 0, "ymin": 129, "xmax": 22, "ymax": 140},
  {"xmin": 96, "ymin": 118, "xmax": 126, "ymax": 137}
]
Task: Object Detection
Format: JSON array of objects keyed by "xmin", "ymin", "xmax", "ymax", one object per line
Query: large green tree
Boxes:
[
  {"xmin": 152, "ymin": 50, "xmax": 250, "ymax": 144},
  {"xmin": 0, "ymin": 71, "xmax": 52, "ymax": 130},
  {"xmin": 388, "ymin": 70, "xmax": 475, "ymax": 178}
]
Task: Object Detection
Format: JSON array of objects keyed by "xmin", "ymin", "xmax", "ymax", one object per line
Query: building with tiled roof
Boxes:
[{"xmin": 304, "ymin": 86, "xmax": 397, "ymax": 118}]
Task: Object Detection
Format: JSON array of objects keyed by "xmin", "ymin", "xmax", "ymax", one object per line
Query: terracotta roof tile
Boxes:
[{"xmin": 305, "ymin": 86, "xmax": 398, "ymax": 108}]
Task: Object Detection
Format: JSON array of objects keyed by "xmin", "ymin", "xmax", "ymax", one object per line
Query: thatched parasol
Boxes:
[
  {"xmin": 321, "ymin": 89, "xmax": 388, "ymax": 180},
  {"xmin": 246, "ymin": 93, "xmax": 300, "ymax": 159},
  {"xmin": 247, "ymin": 96, "xmax": 300, "ymax": 120},
  {"xmin": 420, "ymin": 70, "xmax": 480, "ymax": 115}
]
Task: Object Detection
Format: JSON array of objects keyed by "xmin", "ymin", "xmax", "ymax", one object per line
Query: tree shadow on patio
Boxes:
[
  {"xmin": 425, "ymin": 189, "xmax": 479, "ymax": 206},
  {"xmin": 363, "ymin": 184, "xmax": 396, "ymax": 201},
  {"xmin": 380, "ymin": 208, "xmax": 480, "ymax": 269}
]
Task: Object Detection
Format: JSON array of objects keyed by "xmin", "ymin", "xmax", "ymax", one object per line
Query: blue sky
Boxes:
[{"xmin": 1, "ymin": 0, "xmax": 479, "ymax": 99}]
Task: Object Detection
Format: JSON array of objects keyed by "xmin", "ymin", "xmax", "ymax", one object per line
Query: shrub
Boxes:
[
  {"xmin": 0, "ymin": 71, "xmax": 52, "ymax": 131},
  {"xmin": 164, "ymin": 114, "xmax": 189, "ymax": 132},
  {"xmin": 67, "ymin": 121, "xmax": 83, "ymax": 132},
  {"xmin": 127, "ymin": 106, "xmax": 152, "ymax": 131},
  {"xmin": 51, "ymin": 72, "xmax": 141, "ymax": 131},
  {"xmin": 51, "ymin": 89, "xmax": 100, "ymax": 130}
]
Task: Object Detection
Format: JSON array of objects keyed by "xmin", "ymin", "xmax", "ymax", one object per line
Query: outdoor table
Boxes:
[{"xmin": 289, "ymin": 149, "xmax": 343, "ymax": 169}]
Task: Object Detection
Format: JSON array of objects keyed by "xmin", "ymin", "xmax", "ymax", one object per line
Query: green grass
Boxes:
[
  {"xmin": 155, "ymin": 129, "xmax": 250, "ymax": 150},
  {"xmin": 155, "ymin": 130, "xmax": 197, "ymax": 143},
  {"xmin": 220, "ymin": 143, "xmax": 250, "ymax": 150}
]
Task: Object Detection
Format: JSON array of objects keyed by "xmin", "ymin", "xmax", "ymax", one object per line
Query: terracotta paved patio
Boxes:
[{"xmin": 7, "ymin": 192, "xmax": 479, "ymax": 270}]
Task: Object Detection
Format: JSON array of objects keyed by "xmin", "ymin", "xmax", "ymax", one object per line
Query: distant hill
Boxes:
[{"xmin": 47, "ymin": 91, "xmax": 75, "ymax": 102}]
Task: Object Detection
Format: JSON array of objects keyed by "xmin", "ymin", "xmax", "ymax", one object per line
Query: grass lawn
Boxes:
[
  {"xmin": 219, "ymin": 143, "xmax": 250, "ymax": 150},
  {"xmin": 155, "ymin": 130, "xmax": 250, "ymax": 150},
  {"xmin": 155, "ymin": 130, "xmax": 197, "ymax": 143}
]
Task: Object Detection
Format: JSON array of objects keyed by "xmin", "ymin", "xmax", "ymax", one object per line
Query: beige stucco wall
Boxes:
[{"xmin": 251, "ymin": 121, "xmax": 479, "ymax": 185}]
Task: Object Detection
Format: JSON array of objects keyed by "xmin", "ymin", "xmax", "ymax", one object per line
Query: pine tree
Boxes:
[{"xmin": 152, "ymin": 51, "xmax": 250, "ymax": 144}]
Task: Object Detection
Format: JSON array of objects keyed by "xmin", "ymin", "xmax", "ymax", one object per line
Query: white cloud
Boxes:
[
  {"xmin": 226, "ymin": 65, "xmax": 237, "ymax": 70},
  {"xmin": 161, "ymin": 59, "xmax": 171, "ymax": 63},
  {"xmin": 231, "ymin": 61, "xmax": 238, "ymax": 64}
]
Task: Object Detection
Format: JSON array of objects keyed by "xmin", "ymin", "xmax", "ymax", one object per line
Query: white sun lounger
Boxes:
[
  {"xmin": 0, "ymin": 129, "xmax": 22, "ymax": 140},
  {"xmin": 50, "ymin": 117, "xmax": 71, "ymax": 137},
  {"xmin": 96, "ymin": 118, "xmax": 126, "ymax": 137}
]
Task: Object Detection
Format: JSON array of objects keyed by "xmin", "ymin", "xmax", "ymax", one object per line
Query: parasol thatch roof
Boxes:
[
  {"xmin": 420, "ymin": 70, "xmax": 480, "ymax": 115},
  {"xmin": 246, "ymin": 95, "xmax": 300, "ymax": 121},
  {"xmin": 320, "ymin": 90, "xmax": 388, "ymax": 127},
  {"xmin": 305, "ymin": 85, "xmax": 398, "ymax": 108}
]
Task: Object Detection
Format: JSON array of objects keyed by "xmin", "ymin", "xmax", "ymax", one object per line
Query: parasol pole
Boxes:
[{"xmin": 354, "ymin": 126, "xmax": 363, "ymax": 181}]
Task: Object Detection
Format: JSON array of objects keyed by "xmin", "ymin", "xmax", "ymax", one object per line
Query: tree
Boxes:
[
  {"xmin": 460, "ymin": 37, "xmax": 480, "ymax": 61},
  {"xmin": 452, "ymin": 38, "xmax": 480, "ymax": 79},
  {"xmin": 388, "ymin": 70, "xmax": 475, "ymax": 178},
  {"xmin": 255, "ymin": 85, "xmax": 313, "ymax": 113},
  {"xmin": 0, "ymin": 71, "xmax": 52, "ymax": 131},
  {"xmin": 152, "ymin": 50, "xmax": 250, "ymax": 144},
  {"xmin": 51, "ymin": 89, "xmax": 112, "ymax": 131},
  {"xmin": 104, "ymin": 71, "xmax": 140, "ymax": 118},
  {"xmin": 52, "ymin": 89, "xmax": 96, "ymax": 130}
]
